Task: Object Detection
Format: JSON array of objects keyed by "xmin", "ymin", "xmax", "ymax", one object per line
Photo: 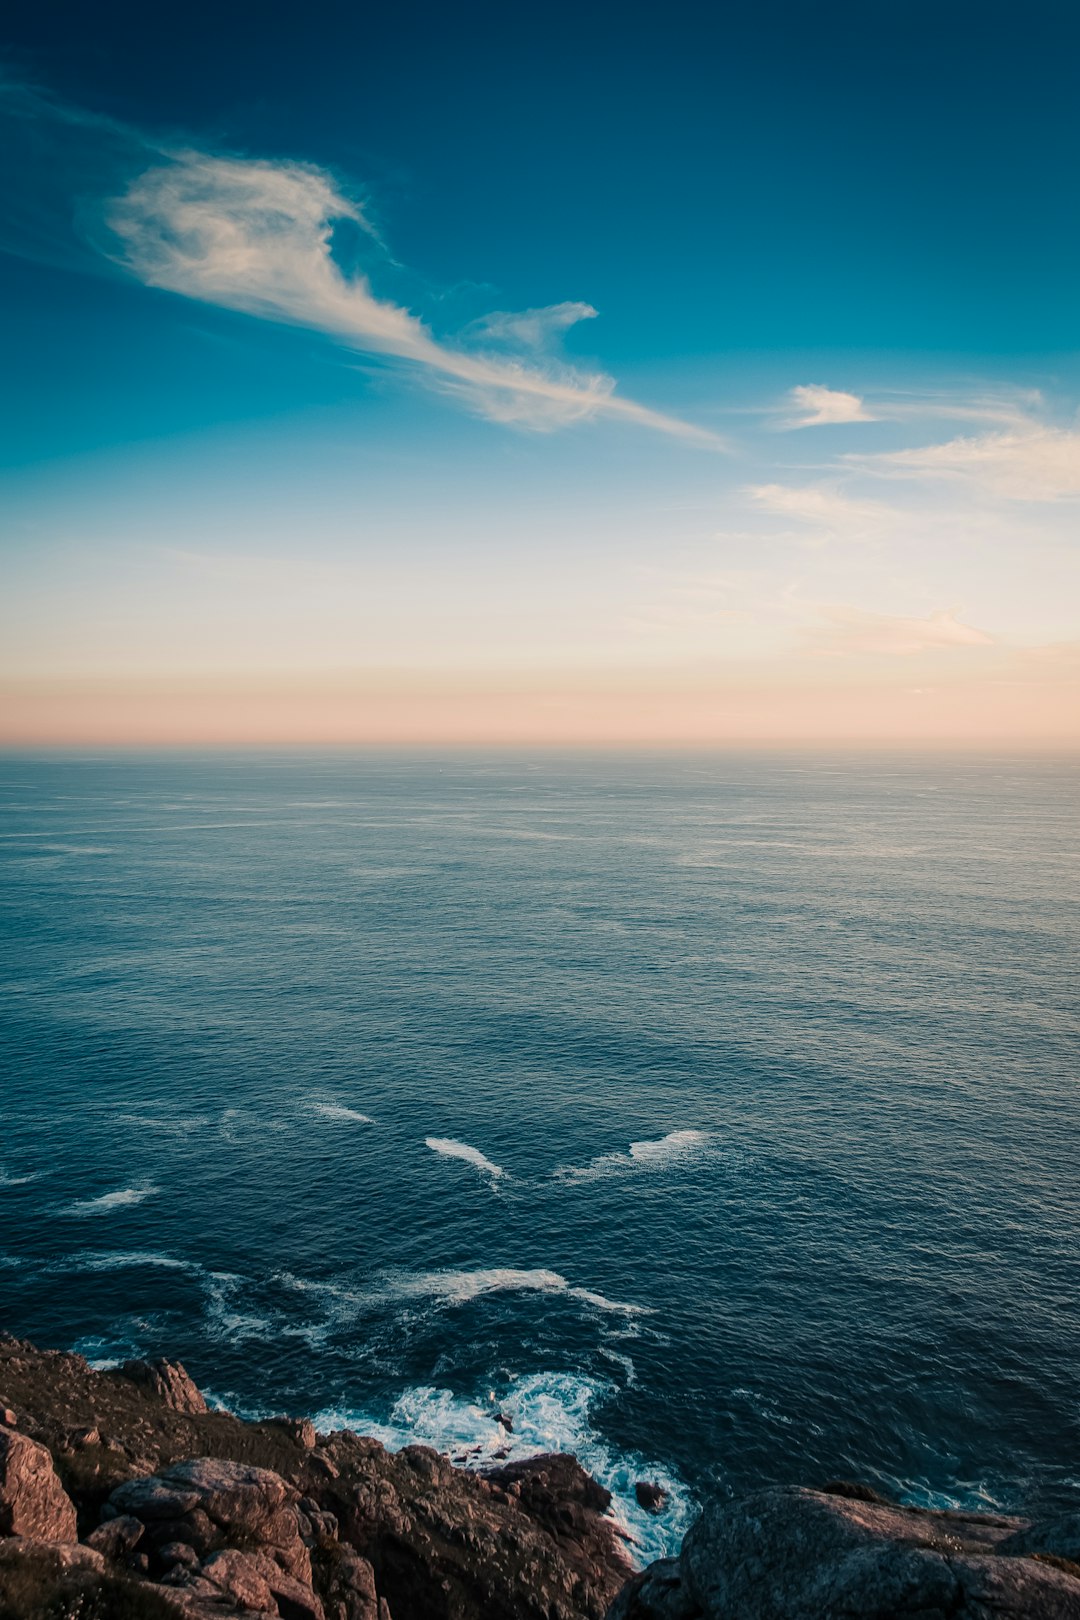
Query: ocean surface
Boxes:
[{"xmin": 1, "ymin": 750, "xmax": 1077, "ymax": 1561}]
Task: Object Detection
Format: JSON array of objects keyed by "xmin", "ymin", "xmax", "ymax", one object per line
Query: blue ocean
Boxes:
[{"xmin": 1, "ymin": 750, "xmax": 1077, "ymax": 1562}]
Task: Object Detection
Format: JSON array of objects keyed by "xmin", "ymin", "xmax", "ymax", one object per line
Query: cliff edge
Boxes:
[{"xmin": 2, "ymin": 1334, "xmax": 1079, "ymax": 1619}]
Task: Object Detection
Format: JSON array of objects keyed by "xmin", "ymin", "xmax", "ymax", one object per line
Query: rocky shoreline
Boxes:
[{"xmin": 2, "ymin": 1334, "xmax": 1079, "ymax": 1618}]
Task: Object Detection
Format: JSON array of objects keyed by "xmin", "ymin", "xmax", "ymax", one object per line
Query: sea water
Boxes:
[{"xmin": 1, "ymin": 750, "xmax": 1077, "ymax": 1561}]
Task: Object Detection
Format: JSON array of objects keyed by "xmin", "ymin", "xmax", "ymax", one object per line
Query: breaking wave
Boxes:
[
  {"xmin": 553, "ymin": 1129, "xmax": 717, "ymax": 1185},
  {"xmin": 312, "ymin": 1102, "xmax": 374, "ymax": 1124},
  {"xmin": 425, "ymin": 1138, "xmax": 505, "ymax": 1181},
  {"xmin": 311, "ymin": 1370, "xmax": 693, "ymax": 1566},
  {"xmin": 62, "ymin": 1184, "xmax": 160, "ymax": 1217}
]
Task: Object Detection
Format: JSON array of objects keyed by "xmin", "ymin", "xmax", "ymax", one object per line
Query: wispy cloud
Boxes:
[
  {"xmin": 783, "ymin": 384, "xmax": 874, "ymax": 428},
  {"xmin": 747, "ymin": 482, "xmax": 891, "ymax": 538},
  {"xmin": 0, "ymin": 80, "xmax": 723, "ymax": 446},
  {"xmin": 851, "ymin": 425, "xmax": 1080, "ymax": 501},
  {"xmin": 804, "ymin": 606, "xmax": 995, "ymax": 657},
  {"xmin": 104, "ymin": 149, "xmax": 723, "ymax": 443}
]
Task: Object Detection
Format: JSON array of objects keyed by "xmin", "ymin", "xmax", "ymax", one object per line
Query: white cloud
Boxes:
[
  {"xmin": 855, "ymin": 425, "xmax": 1080, "ymax": 501},
  {"xmin": 106, "ymin": 151, "xmax": 723, "ymax": 445},
  {"xmin": 805, "ymin": 606, "xmax": 995, "ymax": 657},
  {"xmin": 747, "ymin": 483, "xmax": 890, "ymax": 535},
  {"xmin": 785, "ymin": 384, "xmax": 874, "ymax": 428}
]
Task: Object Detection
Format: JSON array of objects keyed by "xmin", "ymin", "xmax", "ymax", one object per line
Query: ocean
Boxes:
[{"xmin": 1, "ymin": 749, "xmax": 1077, "ymax": 1563}]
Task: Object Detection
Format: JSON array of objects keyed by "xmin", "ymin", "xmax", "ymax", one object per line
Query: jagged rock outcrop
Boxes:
[
  {"xmin": 0, "ymin": 1427, "xmax": 78, "ymax": 1542},
  {"xmin": 122, "ymin": 1359, "xmax": 210, "ymax": 1417},
  {"xmin": 609, "ymin": 1484, "xmax": 1080, "ymax": 1619},
  {"xmin": 0, "ymin": 1334, "xmax": 633, "ymax": 1619}
]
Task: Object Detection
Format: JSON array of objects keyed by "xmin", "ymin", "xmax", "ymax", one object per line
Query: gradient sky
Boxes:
[{"xmin": 2, "ymin": 0, "xmax": 1079, "ymax": 744}]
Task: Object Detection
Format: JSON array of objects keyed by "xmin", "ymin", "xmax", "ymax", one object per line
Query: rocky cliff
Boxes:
[{"xmin": 2, "ymin": 1334, "xmax": 1079, "ymax": 1619}]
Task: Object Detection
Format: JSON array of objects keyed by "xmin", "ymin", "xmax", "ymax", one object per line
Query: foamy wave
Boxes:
[
  {"xmin": 68, "ymin": 1250, "xmax": 199, "ymax": 1274},
  {"xmin": 312, "ymin": 1102, "xmax": 374, "ymax": 1124},
  {"xmin": 312, "ymin": 1370, "xmax": 692, "ymax": 1565},
  {"xmin": 553, "ymin": 1129, "xmax": 716, "ymax": 1185},
  {"xmin": 63, "ymin": 1184, "xmax": 159, "ymax": 1217},
  {"xmin": 0, "ymin": 1168, "xmax": 41, "ymax": 1187},
  {"xmin": 383, "ymin": 1267, "xmax": 647, "ymax": 1315},
  {"xmin": 425, "ymin": 1138, "xmax": 505, "ymax": 1181},
  {"xmin": 276, "ymin": 1265, "xmax": 647, "ymax": 1326}
]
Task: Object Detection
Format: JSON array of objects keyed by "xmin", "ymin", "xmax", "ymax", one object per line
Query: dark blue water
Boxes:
[{"xmin": 1, "ymin": 751, "xmax": 1077, "ymax": 1559}]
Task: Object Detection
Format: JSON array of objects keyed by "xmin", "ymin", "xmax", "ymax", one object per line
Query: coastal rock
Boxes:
[
  {"xmin": 634, "ymin": 1481, "xmax": 667, "ymax": 1515},
  {"xmin": 0, "ymin": 1427, "xmax": 78, "ymax": 1542},
  {"xmin": 606, "ymin": 1557, "xmax": 697, "ymax": 1620},
  {"xmin": 110, "ymin": 1456, "xmax": 312, "ymax": 1583},
  {"xmin": 121, "ymin": 1358, "xmax": 209, "ymax": 1416},
  {"xmin": 83, "ymin": 1511, "xmax": 145, "ymax": 1560},
  {"xmin": 999, "ymin": 1512, "xmax": 1080, "ymax": 1567},
  {"xmin": 676, "ymin": 1485, "xmax": 1080, "ymax": 1619}
]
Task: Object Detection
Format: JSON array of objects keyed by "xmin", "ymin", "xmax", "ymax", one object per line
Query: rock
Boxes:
[
  {"xmin": 998, "ymin": 1513, "xmax": 1080, "ymax": 1566},
  {"xmin": 820, "ymin": 1478, "xmax": 894, "ymax": 1505},
  {"xmin": 83, "ymin": 1512, "xmax": 145, "ymax": 1559},
  {"xmin": 269, "ymin": 1417, "xmax": 318, "ymax": 1450},
  {"xmin": 120, "ymin": 1358, "xmax": 209, "ymax": 1416},
  {"xmin": 200, "ymin": 1546, "xmax": 277, "ymax": 1611},
  {"xmin": 160, "ymin": 1540, "xmax": 201, "ymax": 1570},
  {"xmin": 495, "ymin": 1412, "xmax": 513, "ymax": 1433},
  {"xmin": 65, "ymin": 1425, "xmax": 101, "ymax": 1450},
  {"xmin": 0, "ymin": 1427, "xmax": 78, "ymax": 1542},
  {"xmin": 0, "ymin": 1536, "xmax": 106, "ymax": 1573},
  {"xmin": 109, "ymin": 1456, "xmax": 311, "ymax": 1584},
  {"xmin": 0, "ymin": 1409, "xmax": 16, "ymax": 1428},
  {"xmin": 202, "ymin": 1545, "xmax": 325, "ymax": 1619},
  {"xmin": 606, "ymin": 1557, "xmax": 698, "ymax": 1620},
  {"xmin": 634, "ymin": 1481, "xmax": 667, "ymax": 1515},
  {"xmin": 678, "ymin": 1485, "xmax": 1080, "ymax": 1619}
]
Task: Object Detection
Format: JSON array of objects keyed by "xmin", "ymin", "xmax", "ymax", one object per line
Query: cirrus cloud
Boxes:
[{"xmin": 106, "ymin": 150, "xmax": 723, "ymax": 444}]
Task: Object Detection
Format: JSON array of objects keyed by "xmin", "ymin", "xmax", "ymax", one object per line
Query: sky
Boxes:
[{"xmin": 1, "ymin": 0, "xmax": 1078, "ymax": 746}]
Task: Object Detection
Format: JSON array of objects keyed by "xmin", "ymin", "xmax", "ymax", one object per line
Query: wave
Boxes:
[
  {"xmin": 0, "ymin": 1168, "xmax": 41, "ymax": 1187},
  {"xmin": 62, "ymin": 1183, "xmax": 159, "ymax": 1217},
  {"xmin": 553, "ymin": 1129, "xmax": 717, "ymax": 1185},
  {"xmin": 311, "ymin": 1370, "xmax": 693, "ymax": 1566},
  {"xmin": 272, "ymin": 1265, "xmax": 648, "ymax": 1338},
  {"xmin": 425, "ymin": 1138, "xmax": 505, "ymax": 1181},
  {"xmin": 67, "ymin": 1250, "xmax": 199, "ymax": 1273},
  {"xmin": 380, "ymin": 1266, "xmax": 647, "ymax": 1315},
  {"xmin": 312, "ymin": 1102, "xmax": 374, "ymax": 1124}
]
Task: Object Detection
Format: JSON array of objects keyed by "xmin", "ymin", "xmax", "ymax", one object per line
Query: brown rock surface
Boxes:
[
  {"xmin": 0, "ymin": 1427, "xmax": 78, "ymax": 1542},
  {"xmin": 610, "ymin": 1484, "xmax": 1080, "ymax": 1620}
]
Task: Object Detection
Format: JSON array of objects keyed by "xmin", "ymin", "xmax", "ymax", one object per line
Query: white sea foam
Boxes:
[
  {"xmin": 202, "ymin": 1271, "xmax": 274, "ymax": 1343},
  {"xmin": 311, "ymin": 1370, "xmax": 693, "ymax": 1565},
  {"xmin": 0, "ymin": 1168, "xmax": 41, "ymax": 1187},
  {"xmin": 312, "ymin": 1102, "xmax": 374, "ymax": 1124},
  {"xmin": 68, "ymin": 1250, "xmax": 199, "ymax": 1273},
  {"xmin": 553, "ymin": 1129, "xmax": 716, "ymax": 1185},
  {"xmin": 63, "ymin": 1184, "xmax": 159, "ymax": 1217},
  {"xmin": 275, "ymin": 1265, "xmax": 648, "ymax": 1328},
  {"xmin": 381, "ymin": 1266, "xmax": 647, "ymax": 1315},
  {"xmin": 425, "ymin": 1138, "xmax": 505, "ymax": 1181}
]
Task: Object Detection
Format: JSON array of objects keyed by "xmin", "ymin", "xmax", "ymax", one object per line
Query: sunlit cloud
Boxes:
[
  {"xmin": 105, "ymin": 150, "xmax": 723, "ymax": 444},
  {"xmin": 852, "ymin": 425, "xmax": 1080, "ymax": 501},
  {"xmin": 784, "ymin": 384, "xmax": 874, "ymax": 427}
]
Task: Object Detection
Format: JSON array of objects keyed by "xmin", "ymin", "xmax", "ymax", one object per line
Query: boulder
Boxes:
[
  {"xmin": 109, "ymin": 1456, "xmax": 311, "ymax": 1583},
  {"xmin": 83, "ymin": 1512, "xmax": 145, "ymax": 1560},
  {"xmin": 634, "ymin": 1482, "xmax": 667, "ymax": 1515},
  {"xmin": 120, "ymin": 1358, "xmax": 208, "ymax": 1416},
  {"xmin": 677, "ymin": 1485, "xmax": 1080, "ymax": 1619},
  {"xmin": 0, "ymin": 1427, "xmax": 78, "ymax": 1542}
]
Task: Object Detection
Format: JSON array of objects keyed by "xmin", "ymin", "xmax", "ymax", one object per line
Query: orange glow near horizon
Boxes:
[{"xmin": 3, "ymin": 664, "xmax": 1077, "ymax": 749}]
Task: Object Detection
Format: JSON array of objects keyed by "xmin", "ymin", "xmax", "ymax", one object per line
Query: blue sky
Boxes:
[{"xmin": 2, "ymin": 0, "xmax": 1078, "ymax": 743}]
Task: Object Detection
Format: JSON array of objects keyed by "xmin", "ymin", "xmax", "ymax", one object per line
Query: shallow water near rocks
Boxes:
[{"xmin": 1, "ymin": 750, "xmax": 1077, "ymax": 1560}]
